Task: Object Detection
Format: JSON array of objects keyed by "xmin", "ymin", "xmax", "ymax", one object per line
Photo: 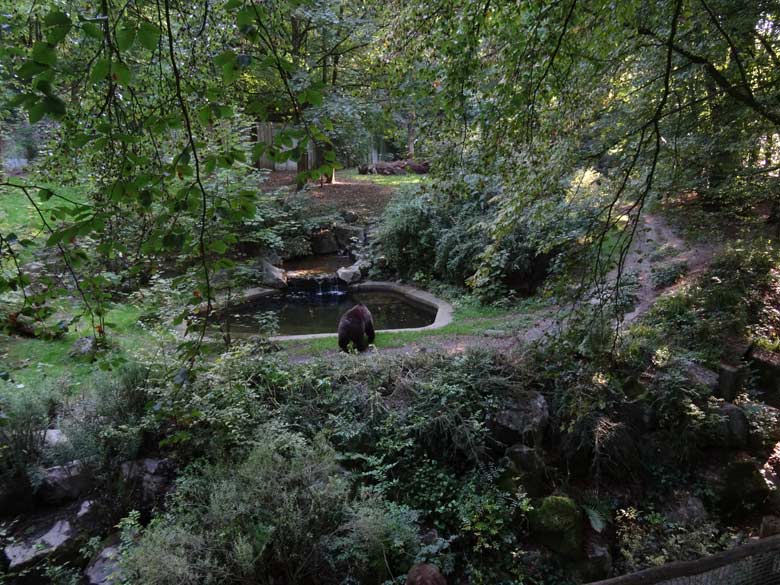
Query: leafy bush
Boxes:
[
  {"xmin": 615, "ymin": 507, "xmax": 730, "ymax": 572},
  {"xmin": 121, "ymin": 423, "xmax": 420, "ymax": 585},
  {"xmin": 373, "ymin": 177, "xmax": 540, "ymax": 301},
  {"xmin": 47, "ymin": 364, "xmax": 151, "ymax": 474},
  {"xmin": 0, "ymin": 382, "xmax": 56, "ymax": 479},
  {"xmin": 651, "ymin": 260, "xmax": 688, "ymax": 289}
]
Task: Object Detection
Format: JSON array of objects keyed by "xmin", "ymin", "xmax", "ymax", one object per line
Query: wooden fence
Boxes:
[{"xmin": 587, "ymin": 535, "xmax": 780, "ymax": 585}]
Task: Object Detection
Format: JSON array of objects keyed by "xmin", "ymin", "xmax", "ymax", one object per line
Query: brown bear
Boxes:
[{"xmin": 338, "ymin": 303, "xmax": 375, "ymax": 352}]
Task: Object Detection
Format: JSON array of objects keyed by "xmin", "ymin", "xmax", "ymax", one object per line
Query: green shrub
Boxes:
[
  {"xmin": 615, "ymin": 507, "xmax": 730, "ymax": 572},
  {"xmin": 373, "ymin": 179, "xmax": 539, "ymax": 301},
  {"xmin": 47, "ymin": 364, "xmax": 151, "ymax": 473},
  {"xmin": 327, "ymin": 494, "xmax": 420, "ymax": 585},
  {"xmin": 121, "ymin": 423, "xmax": 418, "ymax": 585},
  {"xmin": 373, "ymin": 187, "xmax": 438, "ymax": 279},
  {"xmin": 0, "ymin": 382, "xmax": 56, "ymax": 479},
  {"xmin": 651, "ymin": 261, "xmax": 688, "ymax": 289}
]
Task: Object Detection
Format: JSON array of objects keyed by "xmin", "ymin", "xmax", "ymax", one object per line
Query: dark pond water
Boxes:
[{"xmin": 219, "ymin": 290, "xmax": 436, "ymax": 337}]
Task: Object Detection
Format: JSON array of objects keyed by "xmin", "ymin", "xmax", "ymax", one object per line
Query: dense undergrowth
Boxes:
[{"xmin": 3, "ymin": 243, "xmax": 780, "ymax": 584}]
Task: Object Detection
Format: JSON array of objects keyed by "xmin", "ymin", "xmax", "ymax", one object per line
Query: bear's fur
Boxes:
[{"xmin": 338, "ymin": 303, "xmax": 375, "ymax": 352}]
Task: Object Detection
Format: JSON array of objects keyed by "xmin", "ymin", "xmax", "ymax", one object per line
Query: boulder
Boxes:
[
  {"xmin": 749, "ymin": 347, "xmax": 780, "ymax": 394},
  {"xmin": 22, "ymin": 261, "xmax": 45, "ymax": 277},
  {"xmin": 707, "ymin": 403, "xmax": 749, "ymax": 449},
  {"xmin": 44, "ymin": 428, "xmax": 69, "ymax": 449},
  {"xmin": 2, "ymin": 499, "xmax": 103, "ymax": 572},
  {"xmin": 486, "ymin": 391, "xmax": 549, "ymax": 446},
  {"xmin": 0, "ymin": 474, "xmax": 35, "ymax": 519},
  {"xmin": 406, "ymin": 563, "xmax": 446, "ymax": 585},
  {"xmin": 85, "ymin": 534, "xmax": 121, "ymax": 585},
  {"xmin": 528, "ymin": 495, "xmax": 584, "ymax": 560},
  {"xmin": 259, "ymin": 260, "xmax": 287, "ymax": 289},
  {"xmin": 337, "ymin": 263, "xmax": 363, "ymax": 285},
  {"xmin": 334, "ymin": 224, "xmax": 365, "ymax": 250},
  {"xmin": 580, "ymin": 532, "xmax": 613, "ymax": 581},
  {"xmin": 664, "ymin": 491, "xmax": 708, "ymax": 525},
  {"xmin": 311, "ymin": 230, "xmax": 339, "ymax": 255},
  {"xmin": 502, "ymin": 444, "xmax": 548, "ymax": 497},
  {"xmin": 684, "ymin": 363, "xmax": 719, "ymax": 392},
  {"xmin": 121, "ymin": 458, "xmax": 176, "ymax": 507},
  {"xmin": 69, "ymin": 336, "xmax": 97, "ymax": 359},
  {"xmin": 719, "ymin": 459, "xmax": 770, "ymax": 518},
  {"xmin": 37, "ymin": 461, "xmax": 92, "ymax": 505},
  {"xmin": 341, "ymin": 210, "xmax": 359, "ymax": 224}
]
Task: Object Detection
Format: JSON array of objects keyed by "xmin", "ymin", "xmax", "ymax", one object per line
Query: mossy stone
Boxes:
[
  {"xmin": 528, "ymin": 495, "xmax": 585, "ymax": 560},
  {"xmin": 720, "ymin": 460, "xmax": 770, "ymax": 518}
]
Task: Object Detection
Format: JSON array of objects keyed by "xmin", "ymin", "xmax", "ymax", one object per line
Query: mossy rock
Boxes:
[
  {"xmin": 719, "ymin": 460, "xmax": 770, "ymax": 518},
  {"xmin": 528, "ymin": 495, "xmax": 584, "ymax": 560}
]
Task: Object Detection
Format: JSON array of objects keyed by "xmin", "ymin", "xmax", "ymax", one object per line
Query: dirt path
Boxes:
[
  {"xmin": 622, "ymin": 212, "xmax": 716, "ymax": 324},
  {"xmin": 261, "ymin": 170, "xmax": 395, "ymax": 221}
]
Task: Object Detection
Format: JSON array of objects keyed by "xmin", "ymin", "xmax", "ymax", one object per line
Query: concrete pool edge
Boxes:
[{"xmin": 270, "ymin": 281, "xmax": 454, "ymax": 342}]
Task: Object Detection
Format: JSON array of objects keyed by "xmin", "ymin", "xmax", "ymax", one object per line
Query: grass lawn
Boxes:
[
  {"xmin": 340, "ymin": 167, "xmax": 427, "ymax": 188},
  {"xmin": 0, "ymin": 299, "xmax": 165, "ymax": 388}
]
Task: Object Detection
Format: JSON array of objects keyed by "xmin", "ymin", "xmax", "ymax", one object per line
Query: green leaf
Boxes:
[
  {"xmin": 116, "ymin": 25, "xmax": 136, "ymax": 51},
  {"xmin": 209, "ymin": 240, "xmax": 228, "ymax": 254},
  {"xmin": 17, "ymin": 61, "xmax": 47, "ymax": 80},
  {"xmin": 83, "ymin": 22, "xmax": 102, "ymax": 40},
  {"xmin": 32, "ymin": 42, "xmax": 57, "ymax": 66},
  {"xmin": 42, "ymin": 96, "xmax": 66, "ymax": 118},
  {"xmin": 583, "ymin": 506, "xmax": 606, "ymax": 534},
  {"xmin": 112, "ymin": 62, "xmax": 132, "ymax": 85},
  {"xmin": 44, "ymin": 10, "xmax": 71, "ymax": 27},
  {"xmin": 33, "ymin": 78, "xmax": 53, "ymax": 94},
  {"xmin": 138, "ymin": 22, "xmax": 161, "ymax": 50},
  {"xmin": 44, "ymin": 10, "xmax": 72, "ymax": 44},
  {"xmin": 90, "ymin": 58, "xmax": 110, "ymax": 83},
  {"xmin": 38, "ymin": 188, "xmax": 54, "ymax": 201},
  {"xmin": 27, "ymin": 101, "xmax": 46, "ymax": 124},
  {"xmin": 214, "ymin": 50, "xmax": 236, "ymax": 67},
  {"xmin": 222, "ymin": 63, "xmax": 239, "ymax": 83}
]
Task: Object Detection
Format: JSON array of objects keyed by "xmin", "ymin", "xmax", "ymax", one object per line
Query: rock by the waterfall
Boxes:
[
  {"xmin": 37, "ymin": 461, "xmax": 92, "ymax": 505},
  {"xmin": 121, "ymin": 458, "xmax": 176, "ymax": 507},
  {"xmin": 311, "ymin": 230, "xmax": 339, "ymax": 255},
  {"xmin": 259, "ymin": 259, "xmax": 287, "ymax": 288},
  {"xmin": 85, "ymin": 534, "xmax": 121, "ymax": 585},
  {"xmin": 44, "ymin": 428, "xmax": 69, "ymax": 448},
  {"xmin": 334, "ymin": 224, "xmax": 365, "ymax": 249},
  {"xmin": 69, "ymin": 336, "xmax": 97, "ymax": 358},
  {"xmin": 2, "ymin": 499, "xmax": 102, "ymax": 572},
  {"xmin": 486, "ymin": 391, "xmax": 549, "ymax": 446},
  {"xmin": 337, "ymin": 263, "xmax": 363, "ymax": 284}
]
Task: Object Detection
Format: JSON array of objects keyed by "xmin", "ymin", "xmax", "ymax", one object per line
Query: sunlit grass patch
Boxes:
[{"xmin": 341, "ymin": 168, "xmax": 426, "ymax": 188}]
